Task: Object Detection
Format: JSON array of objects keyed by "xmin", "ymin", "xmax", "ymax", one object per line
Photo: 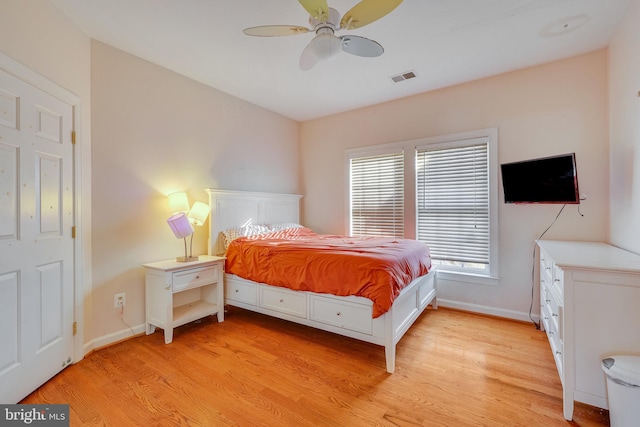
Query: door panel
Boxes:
[
  {"xmin": 38, "ymin": 152, "xmax": 63, "ymax": 235},
  {"xmin": 0, "ymin": 143, "xmax": 18, "ymax": 239},
  {"xmin": 0, "ymin": 68, "xmax": 74, "ymax": 404},
  {"xmin": 38, "ymin": 262, "xmax": 63, "ymax": 350},
  {"xmin": 0, "ymin": 272, "xmax": 19, "ymax": 374}
]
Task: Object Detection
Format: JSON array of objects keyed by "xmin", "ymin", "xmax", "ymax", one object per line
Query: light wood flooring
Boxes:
[{"xmin": 22, "ymin": 306, "xmax": 609, "ymax": 426}]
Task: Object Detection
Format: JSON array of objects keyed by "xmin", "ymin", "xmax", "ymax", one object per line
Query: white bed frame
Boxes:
[{"xmin": 206, "ymin": 189, "xmax": 437, "ymax": 373}]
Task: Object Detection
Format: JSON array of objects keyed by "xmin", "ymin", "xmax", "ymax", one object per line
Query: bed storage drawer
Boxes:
[
  {"xmin": 260, "ymin": 286, "xmax": 307, "ymax": 318},
  {"xmin": 226, "ymin": 278, "xmax": 257, "ymax": 306},
  {"xmin": 310, "ymin": 295, "xmax": 373, "ymax": 335}
]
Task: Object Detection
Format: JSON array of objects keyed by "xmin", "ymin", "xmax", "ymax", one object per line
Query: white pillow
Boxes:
[
  {"xmin": 222, "ymin": 224, "xmax": 269, "ymax": 249},
  {"xmin": 267, "ymin": 222, "xmax": 303, "ymax": 232}
]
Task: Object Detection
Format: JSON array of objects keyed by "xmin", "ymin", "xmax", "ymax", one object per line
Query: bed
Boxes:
[{"xmin": 206, "ymin": 189, "xmax": 437, "ymax": 373}]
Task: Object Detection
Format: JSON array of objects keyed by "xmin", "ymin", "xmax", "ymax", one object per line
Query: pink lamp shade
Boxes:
[{"xmin": 167, "ymin": 212, "xmax": 194, "ymax": 239}]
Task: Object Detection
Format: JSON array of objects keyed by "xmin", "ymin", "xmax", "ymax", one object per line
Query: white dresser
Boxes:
[{"xmin": 537, "ymin": 240, "xmax": 640, "ymax": 420}]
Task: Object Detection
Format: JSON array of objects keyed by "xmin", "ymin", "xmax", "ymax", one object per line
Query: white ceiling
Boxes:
[{"xmin": 49, "ymin": 0, "xmax": 630, "ymax": 122}]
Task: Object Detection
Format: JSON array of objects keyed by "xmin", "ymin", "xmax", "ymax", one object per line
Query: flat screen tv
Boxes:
[{"xmin": 501, "ymin": 153, "xmax": 580, "ymax": 204}]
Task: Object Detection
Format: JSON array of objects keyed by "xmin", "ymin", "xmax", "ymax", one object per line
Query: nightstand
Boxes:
[{"xmin": 143, "ymin": 256, "xmax": 225, "ymax": 344}]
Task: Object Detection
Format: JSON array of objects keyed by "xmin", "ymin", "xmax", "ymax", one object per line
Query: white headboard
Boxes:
[{"xmin": 206, "ymin": 189, "xmax": 303, "ymax": 256}]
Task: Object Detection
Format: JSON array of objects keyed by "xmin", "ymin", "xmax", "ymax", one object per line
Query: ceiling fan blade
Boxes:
[
  {"xmin": 340, "ymin": 35, "xmax": 384, "ymax": 57},
  {"xmin": 243, "ymin": 25, "xmax": 310, "ymax": 37},
  {"xmin": 298, "ymin": 0, "xmax": 329, "ymax": 22},
  {"xmin": 299, "ymin": 42, "xmax": 318, "ymax": 71},
  {"xmin": 340, "ymin": 0, "xmax": 403, "ymax": 30}
]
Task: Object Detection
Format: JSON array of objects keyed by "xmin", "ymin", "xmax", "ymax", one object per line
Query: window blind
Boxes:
[
  {"xmin": 416, "ymin": 142, "xmax": 489, "ymax": 265},
  {"xmin": 350, "ymin": 151, "xmax": 404, "ymax": 237}
]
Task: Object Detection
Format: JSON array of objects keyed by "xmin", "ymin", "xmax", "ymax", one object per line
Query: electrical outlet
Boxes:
[{"xmin": 114, "ymin": 292, "xmax": 126, "ymax": 308}]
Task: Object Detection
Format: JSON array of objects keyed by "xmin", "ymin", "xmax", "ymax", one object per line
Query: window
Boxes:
[
  {"xmin": 346, "ymin": 129, "xmax": 498, "ymax": 281},
  {"xmin": 416, "ymin": 139, "xmax": 489, "ymax": 274},
  {"xmin": 349, "ymin": 150, "xmax": 404, "ymax": 237}
]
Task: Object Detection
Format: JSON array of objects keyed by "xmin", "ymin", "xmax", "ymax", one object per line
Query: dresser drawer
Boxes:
[
  {"xmin": 544, "ymin": 288, "xmax": 562, "ymax": 337},
  {"xmin": 540, "ymin": 251, "xmax": 553, "ymax": 279},
  {"xmin": 547, "ymin": 315, "xmax": 564, "ymax": 379},
  {"xmin": 541, "ymin": 302, "xmax": 552, "ymax": 332},
  {"xmin": 172, "ymin": 265, "xmax": 219, "ymax": 292},
  {"xmin": 540, "ymin": 272, "xmax": 552, "ymax": 312},
  {"xmin": 226, "ymin": 279, "xmax": 257, "ymax": 306},
  {"xmin": 552, "ymin": 265, "xmax": 564, "ymax": 298},
  {"xmin": 310, "ymin": 295, "xmax": 372, "ymax": 335},
  {"xmin": 542, "ymin": 281, "xmax": 564, "ymax": 379},
  {"xmin": 260, "ymin": 286, "xmax": 307, "ymax": 318}
]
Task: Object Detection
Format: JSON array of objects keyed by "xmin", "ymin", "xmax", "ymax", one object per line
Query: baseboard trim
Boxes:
[
  {"xmin": 83, "ymin": 323, "xmax": 146, "ymax": 356},
  {"xmin": 437, "ymin": 298, "xmax": 540, "ymax": 324}
]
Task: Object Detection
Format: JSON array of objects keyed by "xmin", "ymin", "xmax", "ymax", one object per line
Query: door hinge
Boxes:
[
  {"xmin": 73, "ymin": 322, "xmax": 77, "ymax": 336},
  {"xmin": 71, "ymin": 131, "xmax": 76, "ymax": 144},
  {"xmin": 71, "ymin": 226, "xmax": 76, "ymax": 239}
]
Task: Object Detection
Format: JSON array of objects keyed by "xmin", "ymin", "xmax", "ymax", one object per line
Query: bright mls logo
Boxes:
[{"xmin": 0, "ymin": 405, "xmax": 69, "ymax": 426}]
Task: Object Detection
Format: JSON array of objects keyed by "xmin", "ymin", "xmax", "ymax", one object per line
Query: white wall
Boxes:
[
  {"xmin": 90, "ymin": 42, "xmax": 300, "ymax": 344},
  {"xmin": 0, "ymin": 0, "xmax": 93, "ymax": 345},
  {"xmin": 609, "ymin": 0, "xmax": 640, "ymax": 253},
  {"xmin": 300, "ymin": 51, "xmax": 609, "ymax": 320}
]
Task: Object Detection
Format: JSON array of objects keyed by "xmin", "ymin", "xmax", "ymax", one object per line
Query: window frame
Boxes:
[{"xmin": 345, "ymin": 128, "xmax": 499, "ymax": 283}]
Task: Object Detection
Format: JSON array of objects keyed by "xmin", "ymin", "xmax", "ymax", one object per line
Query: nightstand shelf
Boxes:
[
  {"xmin": 143, "ymin": 256, "xmax": 225, "ymax": 344},
  {"xmin": 173, "ymin": 300, "xmax": 218, "ymax": 328}
]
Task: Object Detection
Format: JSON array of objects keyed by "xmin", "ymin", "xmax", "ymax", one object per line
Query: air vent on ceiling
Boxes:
[{"xmin": 390, "ymin": 70, "xmax": 417, "ymax": 83}]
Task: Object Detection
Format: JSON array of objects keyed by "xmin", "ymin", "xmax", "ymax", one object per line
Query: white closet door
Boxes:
[{"xmin": 0, "ymin": 68, "xmax": 75, "ymax": 403}]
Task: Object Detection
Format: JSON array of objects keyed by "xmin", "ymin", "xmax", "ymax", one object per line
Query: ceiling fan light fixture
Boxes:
[
  {"xmin": 244, "ymin": 1, "xmax": 404, "ymax": 69},
  {"xmin": 308, "ymin": 33, "xmax": 342, "ymax": 61}
]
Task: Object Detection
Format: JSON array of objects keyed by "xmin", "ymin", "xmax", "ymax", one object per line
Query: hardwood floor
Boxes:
[{"xmin": 22, "ymin": 306, "xmax": 609, "ymax": 426}]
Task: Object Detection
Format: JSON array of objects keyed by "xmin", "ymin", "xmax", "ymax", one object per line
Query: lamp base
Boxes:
[{"xmin": 176, "ymin": 256, "xmax": 199, "ymax": 262}]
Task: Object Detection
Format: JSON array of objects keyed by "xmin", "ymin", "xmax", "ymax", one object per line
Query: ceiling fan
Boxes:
[{"xmin": 242, "ymin": 0, "xmax": 403, "ymax": 71}]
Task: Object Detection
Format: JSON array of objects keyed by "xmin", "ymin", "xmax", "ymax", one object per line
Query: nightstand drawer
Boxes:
[{"xmin": 172, "ymin": 265, "xmax": 219, "ymax": 293}]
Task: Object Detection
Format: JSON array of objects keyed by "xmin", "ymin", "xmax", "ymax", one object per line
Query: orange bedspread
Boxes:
[{"xmin": 225, "ymin": 227, "xmax": 431, "ymax": 317}]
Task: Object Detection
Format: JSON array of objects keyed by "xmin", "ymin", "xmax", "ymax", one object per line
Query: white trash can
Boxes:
[{"xmin": 602, "ymin": 355, "xmax": 640, "ymax": 427}]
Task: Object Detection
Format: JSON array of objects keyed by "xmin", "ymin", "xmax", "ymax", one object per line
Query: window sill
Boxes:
[{"xmin": 435, "ymin": 269, "xmax": 499, "ymax": 286}]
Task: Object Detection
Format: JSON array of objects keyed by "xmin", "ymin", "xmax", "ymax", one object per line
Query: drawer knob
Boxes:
[
  {"xmin": 554, "ymin": 278, "xmax": 560, "ymax": 282},
  {"xmin": 196, "ymin": 276, "xmax": 200, "ymax": 279},
  {"xmin": 552, "ymin": 313, "xmax": 558, "ymax": 317},
  {"xmin": 545, "ymin": 299, "xmax": 551, "ymax": 303},
  {"xmin": 279, "ymin": 299, "xmax": 284, "ymax": 303},
  {"xmin": 235, "ymin": 289, "xmax": 239, "ymax": 293},
  {"xmin": 549, "ymin": 331, "xmax": 554, "ymax": 336},
  {"xmin": 546, "ymin": 267, "xmax": 551, "ymax": 271},
  {"xmin": 556, "ymin": 351, "xmax": 562, "ymax": 355},
  {"xmin": 336, "ymin": 312, "xmax": 341, "ymax": 316}
]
